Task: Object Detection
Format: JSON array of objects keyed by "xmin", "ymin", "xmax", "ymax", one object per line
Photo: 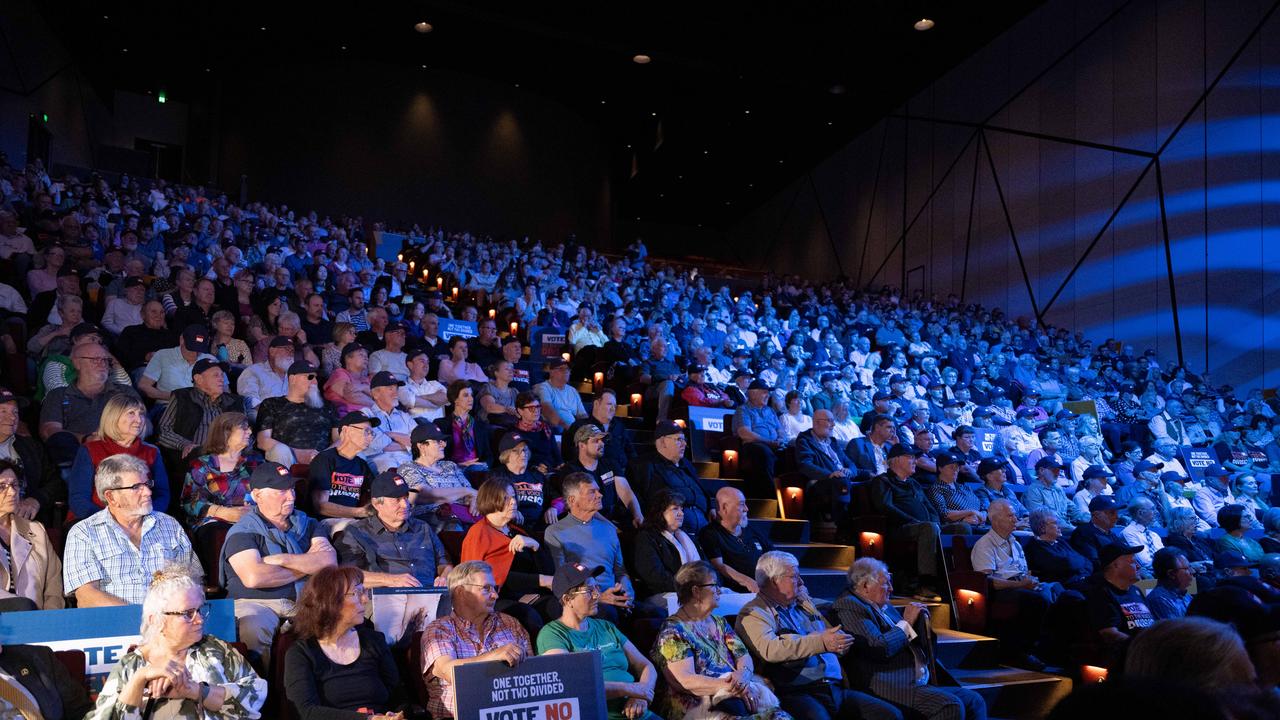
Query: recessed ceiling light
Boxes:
[
  {"xmin": 102, "ymin": 15, "xmax": 109, "ymax": 20},
  {"xmin": 703, "ymin": 150, "xmax": 709, "ymax": 155},
  {"xmin": 828, "ymin": 84, "xmax": 847, "ymax": 95},
  {"xmin": 632, "ymin": 54, "xmax": 651, "ymax": 64},
  {"xmin": 600, "ymin": 99, "xmax": 606, "ymax": 104},
  {"xmin": 121, "ymin": 48, "xmax": 128, "ymax": 53},
  {"xmin": 914, "ymin": 18, "xmax": 935, "ymax": 31},
  {"xmin": 415, "ymin": 22, "xmax": 434, "ymax": 33},
  {"xmin": 651, "ymin": 112, "xmax": 657, "ymax": 117},
  {"xmin": 744, "ymin": 109, "xmax": 751, "ymax": 115},
  {"xmin": 421, "ymin": 64, "xmax": 427, "ymax": 69},
  {"xmin": 260, "ymin": 26, "xmax": 267, "ymax": 31},
  {"xmin": 514, "ymin": 83, "xmax": 520, "ymax": 88},
  {"xmin": 205, "ymin": 67, "xmax": 211, "ymax": 72},
  {"xmin": 340, "ymin": 45, "xmax": 347, "ymax": 50}
]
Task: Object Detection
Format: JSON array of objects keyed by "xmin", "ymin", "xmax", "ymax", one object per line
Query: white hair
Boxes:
[
  {"xmin": 754, "ymin": 551, "xmax": 800, "ymax": 587},
  {"xmin": 94, "ymin": 454, "xmax": 149, "ymax": 499},
  {"xmin": 847, "ymin": 557, "xmax": 889, "ymax": 593},
  {"xmin": 139, "ymin": 565, "xmax": 204, "ymax": 645}
]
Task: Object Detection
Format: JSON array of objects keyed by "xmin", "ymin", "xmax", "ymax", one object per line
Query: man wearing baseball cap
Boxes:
[
  {"xmin": 334, "ymin": 469, "xmax": 453, "ymax": 590},
  {"xmin": 565, "ymin": 423, "xmax": 649, "ymax": 525},
  {"xmin": 734, "ymin": 379, "xmax": 784, "ymax": 498},
  {"xmin": 628, "ymin": 420, "xmax": 713, "ymax": 534},
  {"xmin": 221, "ymin": 461, "xmax": 336, "ymax": 667},
  {"xmin": 156, "ymin": 357, "xmax": 245, "ymax": 466},
  {"xmin": 1023, "ymin": 456, "xmax": 1090, "ymax": 528},
  {"xmin": 369, "ymin": 320, "xmax": 409, "ymax": 379},
  {"xmin": 999, "ymin": 408, "xmax": 1042, "ymax": 474},
  {"xmin": 255, "ymin": 361, "xmax": 338, "ymax": 466},
  {"xmin": 308, "ymin": 412, "xmax": 378, "ymax": 522},
  {"xmin": 1069, "ymin": 495, "xmax": 1127, "ymax": 571},
  {"xmin": 360, "ymin": 371, "xmax": 416, "ymax": 472},
  {"xmin": 236, "ymin": 335, "xmax": 296, "ymax": 420},
  {"xmin": 872, "ymin": 443, "xmax": 944, "ymax": 601},
  {"xmin": 100, "ymin": 275, "xmax": 145, "ymax": 335},
  {"xmin": 533, "ymin": 357, "xmax": 586, "ymax": 432},
  {"xmin": 1192, "ymin": 463, "xmax": 1234, "ymax": 529},
  {"xmin": 536, "ymin": 562, "xmax": 659, "ymax": 720},
  {"xmin": 138, "ymin": 323, "xmax": 216, "ymax": 404},
  {"xmin": 1082, "ymin": 543, "xmax": 1155, "ymax": 649}
]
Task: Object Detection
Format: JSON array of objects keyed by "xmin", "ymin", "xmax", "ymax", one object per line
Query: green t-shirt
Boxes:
[{"xmin": 536, "ymin": 618, "xmax": 656, "ymax": 720}]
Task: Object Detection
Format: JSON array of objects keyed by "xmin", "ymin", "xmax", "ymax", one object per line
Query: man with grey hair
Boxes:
[
  {"xmin": 970, "ymin": 499, "xmax": 1052, "ymax": 670},
  {"xmin": 1120, "ymin": 497, "xmax": 1164, "ymax": 577},
  {"xmin": 422, "ymin": 560, "xmax": 531, "ymax": 719},
  {"xmin": 833, "ymin": 557, "xmax": 987, "ymax": 720},
  {"xmin": 63, "ymin": 454, "xmax": 197, "ymax": 607},
  {"xmin": 545, "ymin": 471, "xmax": 635, "ymax": 623},
  {"xmin": 795, "ymin": 409, "xmax": 857, "ymax": 531},
  {"xmin": 737, "ymin": 551, "xmax": 900, "ymax": 720}
]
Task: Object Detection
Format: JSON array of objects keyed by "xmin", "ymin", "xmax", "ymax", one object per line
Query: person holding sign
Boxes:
[
  {"xmin": 537, "ymin": 562, "xmax": 660, "ymax": 720},
  {"xmin": 284, "ymin": 566, "xmax": 407, "ymax": 720},
  {"xmin": 87, "ymin": 565, "xmax": 266, "ymax": 720},
  {"xmin": 422, "ymin": 561, "xmax": 532, "ymax": 719}
]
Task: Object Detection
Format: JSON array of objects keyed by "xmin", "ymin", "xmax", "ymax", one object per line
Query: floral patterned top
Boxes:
[
  {"xmin": 650, "ymin": 614, "xmax": 790, "ymax": 720},
  {"xmin": 86, "ymin": 635, "xmax": 268, "ymax": 720},
  {"xmin": 183, "ymin": 453, "xmax": 263, "ymax": 527}
]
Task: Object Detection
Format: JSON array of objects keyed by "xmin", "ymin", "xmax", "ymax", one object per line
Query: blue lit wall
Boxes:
[{"xmin": 733, "ymin": 0, "xmax": 1280, "ymax": 392}]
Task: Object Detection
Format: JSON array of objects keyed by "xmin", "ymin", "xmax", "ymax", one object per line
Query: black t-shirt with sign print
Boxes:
[
  {"xmin": 308, "ymin": 448, "xmax": 376, "ymax": 513},
  {"xmin": 698, "ymin": 522, "xmax": 775, "ymax": 593},
  {"xmin": 552, "ymin": 460, "xmax": 623, "ymax": 524},
  {"xmin": 1085, "ymin": 578, "xmax": 1156, "ymax": 637},
  {"xmin": 491, "ymin": 466, "xmax": 549, "ymax": 531}
]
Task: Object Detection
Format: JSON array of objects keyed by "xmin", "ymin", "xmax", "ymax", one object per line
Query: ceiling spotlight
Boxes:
[
  {"xmin": 415, "ymin": 22, "xmax": 434, "ymax": 33},
  {"xmin": 744, "ymin": 109, "xmax": 751, "ymax": 115},
  {"xmin": 122, "ymin": 48, "xmax": 129, "ymax": 53},
  {"xmin": 340, "ymin": 45, "xmax": 347, "ymax": 50},
  {"xmin": 632, "ymin": 54, "xmax": 652, "ymax": 64},
  {"xmin": 205, "ymin": 67, "xmax": 211, "ymax": 72},
  {"xmin": 828, "ymin": 84, "xmax": 847, "ymax": 95},
  {"xmin": 914, "ymin": 18, "xmax": 936, "ymax": 31},
  {"xmin": 260, "ymin": 26, "xmax": 267, "ymax": 31},
  {"xmin": 421, "ymin": 64, "xmax": 427, "ymax": 69}
]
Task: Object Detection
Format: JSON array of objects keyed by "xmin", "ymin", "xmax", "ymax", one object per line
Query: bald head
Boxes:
[
  {"xmin": 717, "ymin": 487, "xmax": 749, "ymax": 532},
  {"xmin": 812, "ymin": 409, "xmax": 835, "ymax": 439}
]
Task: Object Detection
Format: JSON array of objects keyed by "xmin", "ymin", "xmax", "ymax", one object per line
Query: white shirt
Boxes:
[
  {"xmin": 236, "ymin": 362, "xmax": 288, "ymax": 410},
  {"xmin": 779, "ymin": 412, "xmax": 813, "ymax": 445},
  {"xmin": 832, "ymin": 418, "xmax": 863, "ymax": 444},
  {"xmin": 1121, "ymin": 522, "xmax": 1164, "ymax": 572},
  {"xmin": 0, "ymin": 232, "xmax": 34, "ymax": 259},
  {"xmin": 361, "ymin": 403, "xmax": 417, "ymax": 455},
  {"xmin": 0, "ymin": 283, "xmax": 27, "ymax": 314},
  {"xmin": 101, "ymin": 296, "xmax": 143, "ymax": 335},
  {"xmin": 400, "ymin": 377, "xmax": 447, "ymax": 421},
  {"xmin": 971, "ymin": 529, "xmax": 1028, "ymax": 580}
]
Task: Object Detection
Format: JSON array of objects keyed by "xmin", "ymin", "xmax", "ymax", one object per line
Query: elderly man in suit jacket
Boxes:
[
  {"xmin": 736, "ymin": 551, "xmax": 901, "ymax": 720},
  {"xmin": 833, "ymin": 557, "xmax": 988, "ymax": 720},
  {"xmin": 796, "ymin": 409, "xmax": 857, "ymax": 530}
]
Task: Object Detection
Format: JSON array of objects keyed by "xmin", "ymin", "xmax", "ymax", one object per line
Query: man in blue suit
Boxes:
[
  {"xmin": 846, "ymin": 413, "xmax": 896, "ymax": 482},
  {"xmin": 796, "ymin": 409, "xmax": 857, "ymax": 530}
]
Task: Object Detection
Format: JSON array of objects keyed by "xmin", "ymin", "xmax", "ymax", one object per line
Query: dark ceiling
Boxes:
[{"xmin": 44, "ymin": 1, "xmax": 1043, "ymax": 231}]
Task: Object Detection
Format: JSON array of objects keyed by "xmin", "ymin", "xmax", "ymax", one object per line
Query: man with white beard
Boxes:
[{"xmin": 238, "ymin": 336, "xmax": 318, "ymax": 422}]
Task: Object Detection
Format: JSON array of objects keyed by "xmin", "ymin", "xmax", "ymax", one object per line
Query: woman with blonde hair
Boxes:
[
  {"xmin": 88, "ymin": 565, "xmax": 266, "ymax": 719},
  {"xmin": 182, "ymin": 412, "xmax": 262, "ymax": 543},
  {"xmin": 67, "ymin": 393, "xmax": 169, "ymax": 520}
]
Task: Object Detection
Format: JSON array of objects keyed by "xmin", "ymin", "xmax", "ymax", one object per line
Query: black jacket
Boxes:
[
  {"xmin": 0, "ymin": 643, "xmax": 93, "ymax": 720},
  {"xmin": 631, "ymin": 527, "xmax": 704, "ymax": 597},
  {"xmin": 870, "ymin": 471, "xmax": 939, "ymax": 527},
  {"xmin": 795, "ymin": 429, "xmax": 855, "ymax": 483},
  {"xmin": 629, "ymin": 452, "xmax": 713, "ymax": 528}
]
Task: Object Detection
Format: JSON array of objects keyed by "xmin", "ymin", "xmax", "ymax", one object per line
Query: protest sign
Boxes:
[
  {"xmin": 456, "ymin": 651, "xmax": 606, "ymax": 720},
  {"xmin": 440, "ymin": 318, "xmax": 478, "ymax": 340}
]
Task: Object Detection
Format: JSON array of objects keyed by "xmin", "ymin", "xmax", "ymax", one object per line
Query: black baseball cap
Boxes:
[
  {"xmin": 932, "ymin": 450, "xmax": 963, "ymax": 468},
  {"xmin": 1201, "ymin": 463, "xmax": 1230, "ymax": 478},
  {"xmin": 1088, "ymin": 495, "xmax": 1121, "ymax": 512},
  {"xmin": 410, "ymin": 422, "xmax": 446, "ymax": 444},
  {"xmin": 269, "ymin": 336, "xmax": 294, "ymax": 349},
  {"xmin": 1035, "ymin": 457, "xmax": 1066, "ymax": 472},
  {"xmin": 887, "ymin": 443, "xmax": 923, "ymax": 460},
  {"xmin": 340, "ymin": 342, "xmax": 366, "ymax": 361},
  {"xmin": 748, "ymin": 379, "xmax": 771, "ymax": 391},
  {"xmin": 287, "ymin": 360, "xmax": 318, "ymax": 376},
  {"xmin": 370, "ymin": 370, "xmax": 404, "ymax": 389},
  {"xmin": 249, "ymin": 461, "xmax": 297, "ymax": 491},
  {"xmin": 872, "ymin": 391, "xmax": 893, "ymax": 402},
  {"xmin": 0, "ymin": 387, "xmax": 29, "ymax": 409},
  {"xmin": 385, "ymin": 321, "xmax": 406, "ymax": 334},
  {"xmin": 1082, "ymin": 464, "xmax": 1114, "ymax": 480},
  {"xmin": 182, "ymin": 324, "xmax": 212, "ymax": 353},
  {"xmin": 547, "ymin": 357, "xmax": 570, "ymax": 370},
  {"xmin": 1134, "ymin": 460, "xmax": 1164, "ymax": 473},
  {"xmin": 1097, "ymin": 543, "xmax": 1144, "ymax": 568},
  {"xmin": 57, "ymin": 266, "xmax": 80, "ymax": 278},
  {"xmin": 654, "ymin": 420, "xmax": 684, "ymax": 440},
  {"xmin": 1016, "ymin": 408, "xmax": 1038, "ymax": 419},
  {"xmin": 370, "ymin": 469, "xmax": 411, "ymax": 499},
  {"xmin": 498, "ymin": 431, "xmax": 528, "ymax": 454},
  {"xmin": 191, "ymin": 358, "xmax": 228, "ymax": 378},
  {"xmin": 337, "ymin": 411, "xmax": 380, "ymax": 428},
  {"xmin": 551, "ymin": 562, "xmax": 604, "ymax": 599},
  {"xmin": 123, "ymin": 276, "xmax": 145, "ymax": 289},
  {"xmin": 977, "ymin": 458, "xmax": 1005, "ymax": 477},
  {"xmin": 70, "ymin": 322, "xmax": 101, "ymax": 341}
]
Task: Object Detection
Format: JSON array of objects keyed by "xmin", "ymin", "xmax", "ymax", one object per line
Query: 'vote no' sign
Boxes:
[{"xmin": 457, "ymin": 652, "xmax": 605, "ymax": 720}]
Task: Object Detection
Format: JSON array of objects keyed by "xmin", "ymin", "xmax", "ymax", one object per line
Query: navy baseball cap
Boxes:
[
  {"xmin": 1082, "ymin": 465, "xmax": 1114, "ymax": 480},
  {"xmin": 249, "ymin": 461, "xmax": 296, "ymax": 491},
  {"xmin": 872, "ymin": 391, "xmax": 893, "ymax": 402},
  {"xmin": 1088, "ymin": 495, "xmax": 1121, "ymax": 512},
  {"xmin": 748, "ymin": 379, "xmax": 771, "ymax": 391},
  {"xmin": 370, "ymin": 469, "xmax": 411, "ymax": 499},
  {"xmin": 410, "ymin": 422, "xmax": 446, "ymax": 444},
  {"xmin": 1097, "ymin": 543, "xmax": 1144, "ymax": 568},
  {"xmin": 337, "ymin": 411, "xmax": 380, "ymax": 428},
  {"xmin": 370, "ymin": 370, "xmax": 404, "ymax": 389},
  {"xmin": 1202, "ymin": 463, "xmax": 1230, "ymax": 478},
  {"xmin": 654, "ymin": 420, "xmax": 684, "ymax": 440},
  {"xmin": 287, "ymin": 360, "xmax": 318, "ymax": 376},
  {"xmin": 191, "ymin": 358, "xmax": 228, "ymax": 378},
  {"xmin": 1016, "ymin": 408, "xmax": 1039, "ymax": 419},
  {"xmin": 182, "ymin": 324, "xmax": 212, "ymax": 353},
  {"xmin": 1134, "ymin": 460, "xmax": 1164, "ymax": 474},
  {"xmin": 551, "ymin": 562, "xmax": 604, "ymax": 599},
  {"xmin": 497, "ymin": 431, "xmax": 528, "ymax": 454},
  {"xmin": 932, "ymin": 450, "xmax": 963, "ymax": 468},
  {"xmin": 1035, "ymin": 457, "xmax": 1065, "ymax": 472},
  {"xmin": 0, "ymin": 387, "xmax": 29, "ymax": 409},
  {"xmin": 977, "ymin": 458, "xmax": 1005, "ymax": 477},
  {"xmin": 269, "ymin": 335, "xmax": 294, "ymax": 349},
  {"xmin": 887, "ymin": 443, "xmax": 923, "ymax": 460}
]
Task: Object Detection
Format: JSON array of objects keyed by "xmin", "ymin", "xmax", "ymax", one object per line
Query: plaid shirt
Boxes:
[
  {"xmin": 421, "ymin": 611, "xmax": 530, "ymax": 718},
  {"xmin": 63, "ymin": 509, "xmax": 198, "ymax": 604}
]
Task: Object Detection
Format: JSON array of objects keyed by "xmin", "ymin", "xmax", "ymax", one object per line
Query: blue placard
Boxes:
[
  {"xmin": 973, "ymin": 428, "xmax": 999, "ymax": 457},
  {"xmin": 688, "ymin": 405, "xmax": 733, "ymax": 433},
  {"xmin": 0, "ymin": 600, "xmax": 237, "ymax": 690},
  {"xmin": 440, "ymin": 318, "xmax": 478, "ymax": 340},
  {"xmin": 1185, "ymin": 448, "xmax": 1217, "ymax": 481},
  {"xmin": 376, "ymin": 231, "xmax": 406, "ymax": 262},
  {"xmin": 455, "ymin": 650, "xmax": 607, "ymax": 720}
]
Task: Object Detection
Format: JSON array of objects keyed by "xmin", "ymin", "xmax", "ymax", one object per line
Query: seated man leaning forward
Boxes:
[
  {"xmin": 334, "ymin": 468, "xmax": 455, "ymax": 589},
  {"xmin": 63, "ymin": 453, "xmax": 199, "ymax": 607},
  {"xmin": 421, "ymin": 560, "xmax": 531, "ymax": 720},
  {"xmin": 220, "ymin": 461, "xmax": 337, "ymax": 668}
]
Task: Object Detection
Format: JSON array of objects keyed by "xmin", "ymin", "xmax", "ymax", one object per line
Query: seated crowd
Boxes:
[{"xmin": 0, "ymin": 161, "xmax": 1275, "ymax": 717}]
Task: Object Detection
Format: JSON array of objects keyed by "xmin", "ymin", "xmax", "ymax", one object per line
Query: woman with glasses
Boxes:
[
  {"xmin": 284, "ymin": 566, "xmax": 406, "ymax": 720},
  {"xmin": 510, "ymin": 391, "xmax": 560, "ymax": 477},
  {"xmin": 0, "ymin": 459, "xmax": 63, "ymax": 610},
  {"xmin": 68, "ymin": 393, "xmax": 170, "ymax": 521},
  {"xmin": 489, "ymin": 431, "xmax": 553, "ymax": 530},
  {"xmin": 87, "ymin": 564, "xmax": 266, "ymax": 720},
  {"xmin": 461, "ymin": 478, "xmax": 559, "ymax": 636},
  {"xmin": 478, "ymin": 360, "xmax": 521, "ymax": 426},
  {"xmin": 632, "ymin": 489, "xmax": 706, "ymax": 606},
  {"xmin": 182, "ymin": 412, "xmax": 262, "ymax": 544},
  {"xmin": 435, "ymin": 380, "xmax": 491, "ymax": 481},
  {"xmin": 650, "ymin": 561, "xmax": 788, "ymax": 719}
]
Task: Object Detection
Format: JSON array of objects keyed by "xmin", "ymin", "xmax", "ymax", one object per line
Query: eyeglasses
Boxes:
[
  {"xmin": 76, "ymin": 357, "xmax": 111, "ymax": 365},
  {"xmin": 571, "ymin": 585, "xmax": 601, "ymax": 598},
  {"xmin": 111, "ymin": 480, "xmax": 153, "ymax": 493},
  {"xmin": 163, "ymin": 603, "xmax": 210, "ymax": 622},
  {"xmin": 695, "ymin": 583, "xmax": 723, "ymax": 594},
  {"xmin": 344, "ymin": 587, "xmax": 372, "ymax": 602},
  {"xmin": 519, "ymin": 404, "xmax": 541, "ymax": 410},
  {"xmin": 0, "ymin": 481, "xmax": 21, "ymax": 495},
  {"xmin": 464, "ymin": 583, "xmax": 500, "ymax": 595}
]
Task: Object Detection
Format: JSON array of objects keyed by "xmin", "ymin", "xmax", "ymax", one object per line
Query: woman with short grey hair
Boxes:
[
  {"xmin": 1165, "ymin": 506, "xmax": 1217, "ymax": 567},
  {"xmin": 87, "ymin": 564, "xmax": 266, "ymax": 719}
]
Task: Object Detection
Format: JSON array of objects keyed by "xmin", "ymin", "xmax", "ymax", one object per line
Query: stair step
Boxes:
[
  {"xmin": 934, "ymin": 628, "xmax": 1001, "ymax": 669},
  {"xmin": 797, "ymin": 568, "xmax": 848, "ymax": 600},
  {"xmin": 776, "ymin": 542, "xmax": 854, "ymax": 569},
  {"xmin": 950, "ymin": 667, "xmax": 1072, "ymax": 720},
  {"xmin": 748, "ymin": 498, "xmax": 780, "ymax": 519},
  {"xmin": 747, "ymin": 517, "xmax": 810, "ymax": 544},
  {"xmin": 693, "ymin": 461, "xmax": 722, "ymax": 479}
]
